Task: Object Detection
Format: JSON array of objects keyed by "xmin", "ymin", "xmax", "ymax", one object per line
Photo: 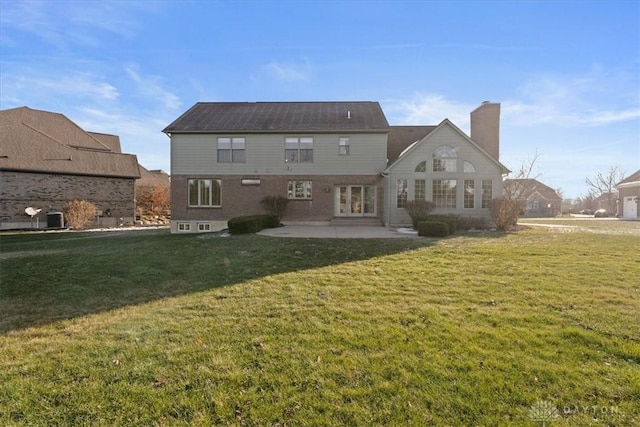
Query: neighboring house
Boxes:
[
  {"xmin": 0, "ymin": 106, "xmax": 141, "ymax": 229},
  {"xmin": 163, "ymin": 101, "xmax": 508, "ymax": 232},
  {"xmin": 616, "ymin": 169, "xmax": 640, "ymax": 219},
  {"xmin": 593, "ymin": 192, "xmax": 618, "ymax": 216},
  {"xmin": 503, "ymin": 178, "xmax": 563, "ymax": 217}
]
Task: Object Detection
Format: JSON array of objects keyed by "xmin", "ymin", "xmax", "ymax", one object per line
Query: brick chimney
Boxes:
[{"xmin": 470, "ymin": 101, "xmax": 500, "ymax": 161}]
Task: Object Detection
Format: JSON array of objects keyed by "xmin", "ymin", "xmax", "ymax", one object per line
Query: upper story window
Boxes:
[
  {"xmin": 189, "ymin": 179, "xmax": 221, "ymax": 207},
  {"xmin": 415, "ymin": 161, "xmax": 427, "ymax": 172},
  {"xmin": 464, "ymin": 161, "xmax": 476, "ymax": 173},
  {"xmin": 285, "ymin": 137, "xmax": 313, "ymax": 163},
  {"xmin": 433, "ymin": 145, "xmax": 457, "ymax": 172},
  {"xmin": 339, "ymin": 137, "xmax": 350, "ymax": 156},
  {"xmin": 218, "ymin": 137, "xmax": 245, "ymax": 163}
]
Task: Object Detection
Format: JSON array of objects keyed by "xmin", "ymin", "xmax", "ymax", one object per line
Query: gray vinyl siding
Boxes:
[
  {"xmin": 384, "ymin": 124, "xmax": 504, "ymax": 226},
  {"xmin": 171, "ymin": 132, "xmax": 387, "ymax": 176}
]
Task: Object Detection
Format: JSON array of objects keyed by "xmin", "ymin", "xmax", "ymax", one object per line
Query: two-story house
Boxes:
[{"xmin": 163, "ymin": 101, "xmax": 509, "ymax": 232}]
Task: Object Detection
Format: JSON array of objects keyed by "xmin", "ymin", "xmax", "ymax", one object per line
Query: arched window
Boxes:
[
  {"xmin": 415, "ymin": 161, "xmax": 426, "ymax": 172},
  {"xmin": 433, "ymin": 145, "xmax": 457, "ymax": 172},
  {"xmin": 464, "ymin": 161, "xmax": 475, "ymax": 173}
]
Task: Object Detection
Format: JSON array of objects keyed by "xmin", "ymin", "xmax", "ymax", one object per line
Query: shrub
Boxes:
[
  {"xmin": 228, "ymin": 214, "xmax": 279, "ymax": 234},
  {"xmin": 404, "ymin": 200, "xmax": 436, "ymax": 229},
  {"xmin": 489, "ymin": 197, "xmax": 523, "ymax": 231},
  {"xmin": 137, "ymin": 184, "xmax": 170, "ymax": 214},
  {"xmin": 260, "ymin": 195, "xmax": 289, "ymax": 222},
  {"xmin": 63, "ymin": 200, "xmax": 97, "ymax": 230},
  {"xmin": 417, "ymin": 221, "xmax": 449, "ymax": 237},
  {"xmin": 425, "ymin": 215, "xmax": 457, "ymax": 234}
]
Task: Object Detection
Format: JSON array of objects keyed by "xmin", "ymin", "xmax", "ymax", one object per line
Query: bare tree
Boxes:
[
  {"xmin": 503, "ymin": 151, "xmax": 541, "ymax": 200},
  {"xmin": 490, "ymin": 152, "xmax": 540, "ymax": 230},
  {"xmin": 585, "ymin": 166, "xmax": 625, "ymax": 214}
]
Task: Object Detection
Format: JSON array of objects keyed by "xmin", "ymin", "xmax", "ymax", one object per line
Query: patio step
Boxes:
[{"xmin": 330, "ymin": 217, "xmax": 383, "ymax": 226}]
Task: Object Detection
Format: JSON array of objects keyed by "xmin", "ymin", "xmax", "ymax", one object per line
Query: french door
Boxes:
[{"xmin": 335, "ymin": 185, "xmax": 376, "ymax": 217}]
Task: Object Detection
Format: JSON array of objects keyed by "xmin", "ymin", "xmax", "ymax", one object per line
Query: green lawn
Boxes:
[{"xmin": 1, "ymin": 227, "xmax": 638, "ymax": 426}]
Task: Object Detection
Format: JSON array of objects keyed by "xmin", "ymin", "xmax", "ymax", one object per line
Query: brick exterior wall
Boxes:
[
  {"xmin": 0, "ymin": 171, "xmax": 136, "ymax": 229},
  {"xmin": 171, "ymin": 174, "xmax": 383, "ymax": 223}
]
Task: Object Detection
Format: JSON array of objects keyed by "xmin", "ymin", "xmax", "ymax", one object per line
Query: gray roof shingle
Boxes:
[
  {"xmin": 0, "ymin": 107, "xmax": 140, "ymax": 178},
  {"xmin": 163, "ymin": 102, "xmax": 390, "ymax": 133},
  {"xmin": 387, "ymin": 125, "xmax": 437, "ymax": 164}
]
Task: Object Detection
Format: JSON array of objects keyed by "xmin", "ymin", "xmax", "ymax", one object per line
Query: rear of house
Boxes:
[
  {"xmin": 163, "ymin": 102, "xmax": 389, "ymax": 233},
  {"xmin": 164, "ymin": 100, "xmax": 509, "ymax": 232}
]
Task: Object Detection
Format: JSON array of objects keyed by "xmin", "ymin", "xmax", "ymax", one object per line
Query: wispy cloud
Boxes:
[
  {"xmin": 263, "ymin": 59, "xmax": 312, "ymax": 82},
  {"xmin": 386, "ymin": 68, "xmax": 639, "ymax": 129},
  {"xmin": 384, "ymin": 94, "xmax": 474, "ymax": 129},
  {"xmin": 1, "ymin": 71, "xmax": 119, "ymax": 104},
  {"xmin": 0, "ymin": 1, "xmax": 141, "ymax": 48},
  {"xmin": 503, "ymin": 69, "xmax": 640, "ymax": 126},
  {"xmin": 126, "ymin": 66, "xmax": 182, "ymax": 110}
]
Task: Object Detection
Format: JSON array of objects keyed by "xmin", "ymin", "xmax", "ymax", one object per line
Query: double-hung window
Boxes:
[
  {"xmin": 415, "ymin": 179, "xmax": 426, "ymax": 201},
  {"xmin": 464, "ymin": 179, "xmax": 475, "ymax": 209},
  {"xmin": 396, "ymin": 179, "xmax": 408, "ymax": 208},
  {"xmin": 218, "ymin": 137, "xmax": 245, "ymax": 163},
  {"xmin": 188, "ymin": 179, "xmax": 221, "ymax": 207},
  {"xmin": 339, "ymin": 137, "xmax": 350, "ymax": 156},
  {"xmin": 482, "ymin": 180, "xmax": 493, "ymax": 208},
  {"xmin": 288, "ymin": 180, "xmax": 312, "ymax": 199},
  {"xmin": 285, "ymin": 137, "xmax": 313, "ymax": 163}
]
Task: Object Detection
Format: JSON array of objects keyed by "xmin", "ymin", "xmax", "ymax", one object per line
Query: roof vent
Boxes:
[{"xmin": 347, "ymin": 110, "xmax": 351, "ymax": 119}]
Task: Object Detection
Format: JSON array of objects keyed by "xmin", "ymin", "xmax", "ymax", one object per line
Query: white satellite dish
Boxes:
[
  {"xmin": 25, "ymin": 207, "xmax": 42, "ymax": 229},
  {"xmin": 25, "ymin": 207, "xmax": 41, "ymax": 217}
]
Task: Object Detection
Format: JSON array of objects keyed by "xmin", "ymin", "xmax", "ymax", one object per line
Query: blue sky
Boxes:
[{"xmin": 1, "ymin": 0, "xmax": 638, "ymax": 199}]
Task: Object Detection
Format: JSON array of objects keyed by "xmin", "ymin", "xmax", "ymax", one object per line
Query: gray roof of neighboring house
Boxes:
[
  {"xmin": 136, "ymin": 165, "xmax": 170, "ymax": 188},
  {"xmin": 616, "ymin": 169, "xmax": 640, "ymax": 186},
  {"xmin": 504, "ymin": 178, "xmax": 562, "ymax": 200},
  {"xmin": 387, "ymin": 125, "xmax": 437, "ymax": 164},
  {"xmin": 0, "ymin": 106, "xmax": 140, "ymax": 178},
  {"xmin": 163, "ymin": 102, "xmax": 390, "ymax": 133}
]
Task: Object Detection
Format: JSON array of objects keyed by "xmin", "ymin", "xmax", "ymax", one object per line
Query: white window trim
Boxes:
[{"xmin": 287, "ymin": 180, "xmax": 313, "ymax": 200}]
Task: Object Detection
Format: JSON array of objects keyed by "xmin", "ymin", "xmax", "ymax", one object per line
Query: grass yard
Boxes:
[{"xmin": 1, "ymin": 226, "xmax": 639, "ymax": 426}]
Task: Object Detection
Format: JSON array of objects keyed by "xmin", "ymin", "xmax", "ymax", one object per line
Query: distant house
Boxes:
[
  {"xmin": 593, "ymin": 192, "xmax": 618, "ymax": 216},
  {"xmin": 0, "ymin": 106, "xmax": 141, "ymax": 229},
  {"xmin": 163, "ymin": 101, "xmax": 509, "ymax": 232},
  {"xmin": 135, "ymin": 166, "xmax": 171, "ymax": 216},
  {"xmin": 503, "ymin": 178, "xmax": 562, "ymax": 217},
  {"xmin": 616, "ymin": 170, "xmax": 640, "ymax": 219}
]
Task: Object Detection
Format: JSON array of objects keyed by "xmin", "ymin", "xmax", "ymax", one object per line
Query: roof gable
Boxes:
[
  {"xmin": 0, "ymin": 106, "xmax": 140, "ymax": 178},
  {"xmin": 616, "ymin": 169, "xmax": 640, "ymax": 186},
  {"xmin": 163, "ymin": 102, "xmax": 390, "ymax": 133},
  {"xmin": 385, "ymin": 119, "xmax": 509, "ymax": 173}
]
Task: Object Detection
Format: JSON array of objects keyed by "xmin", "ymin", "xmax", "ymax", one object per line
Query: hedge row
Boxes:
[
  {"xmin": 424, "ymin": 215, "xmax": 457, "ymax": 234},
  {"xmin": 417, "ymin": 221, "xmax": 450, "ymax": 237},
  {"xmin": 227, "ymin": 214, "xmax": 279, "ymax": 234}
]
